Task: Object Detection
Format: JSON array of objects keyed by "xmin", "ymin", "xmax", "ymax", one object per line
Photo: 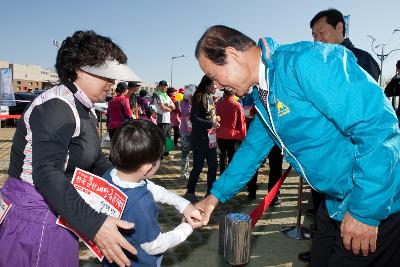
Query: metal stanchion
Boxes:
[{"xmin": 281, "ymin": 176, "xmax": 311, "ymax": 240}]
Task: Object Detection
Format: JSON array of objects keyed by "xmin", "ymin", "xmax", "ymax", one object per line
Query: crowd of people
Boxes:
[{"xmin": 1, "ymin": 7, "xmax": 400, "ymax": 267}]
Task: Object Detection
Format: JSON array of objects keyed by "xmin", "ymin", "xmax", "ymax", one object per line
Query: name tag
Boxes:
[
  {"xmin": 208, "ymin": 129, "xmax": 217, "ymax": 148},
  {"xmin": 0, "ymin": 194, "xmax": 12, "ymax": 224}
]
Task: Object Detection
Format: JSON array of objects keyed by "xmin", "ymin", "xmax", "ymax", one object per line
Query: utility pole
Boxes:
[
  {"xmin": 368, "ymin": 28, "xmax": 400, "ymax": 86},
  {"xmin": 170, "ymin": 55, "xmax": 184, "ymax": 88},
  {"xmin": 52, "ymin": 38, "xmax": 59, "ymax": 52}
]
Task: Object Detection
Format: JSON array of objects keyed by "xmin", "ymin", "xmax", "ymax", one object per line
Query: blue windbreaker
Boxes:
[{"xmin": 210, "ymin": 37, "xmax": 400, "ymax": 227}]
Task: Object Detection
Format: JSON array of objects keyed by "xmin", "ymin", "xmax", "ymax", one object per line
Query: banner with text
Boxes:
[{"xmin": 0, "ymin": 68, "xmax": 15, "ymax": 106}]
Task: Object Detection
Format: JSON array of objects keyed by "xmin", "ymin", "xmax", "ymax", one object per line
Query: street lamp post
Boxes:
[
  {"xmin": 170, "ymin": 55, "xmax": 184, "ymax": 88},
  {"xmin": 52, "ymin": 38, "xmax": 60, "ymax": 52}
]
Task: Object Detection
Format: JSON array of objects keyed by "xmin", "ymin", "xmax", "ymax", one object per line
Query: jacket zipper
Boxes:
[{"xmin": 256, "ymin": 69, "xmax": 317, "ymax": 191}]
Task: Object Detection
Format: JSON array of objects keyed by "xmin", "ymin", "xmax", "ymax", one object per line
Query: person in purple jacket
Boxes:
[{"xmin": 137, "ymin": 89, "xmax": 150, "ymax": 119}]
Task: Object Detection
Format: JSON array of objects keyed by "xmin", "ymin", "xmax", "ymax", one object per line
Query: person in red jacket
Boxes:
[
  {"xmin": 106, "ymin": 82, "xmax": 133, "ymax": 140},
  {"xmin": 216, "ymin": 90, "xmax": 246, "ymax": 174}
]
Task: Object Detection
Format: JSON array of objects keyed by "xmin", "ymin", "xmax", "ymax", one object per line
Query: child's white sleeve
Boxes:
[
  {"xmin": 140, "ymin": 222, "xmax": 193, "ymax": 255},
  {"xmin": 146, "ymin": 180, "xmax": 190, "ymax": 213}
]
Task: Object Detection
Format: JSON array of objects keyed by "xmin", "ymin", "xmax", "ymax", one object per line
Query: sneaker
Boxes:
[
  {"xmin": 298, "ymin": 251, "xmax": 311, "ymax": 263},
  {"xmin": 180, "ymin": 173, "xmax": 189, "ymax": 180},
  {"xmin": 271, "ymin": 196, "xmax": 282, "ymax": 207},
  {"xmin": 163, "ymin": 154, "xmax": 174, "ymax": 160},
  {"xmin": 183, "ymin": 192, "xmax": 199, "ymax": 203}
]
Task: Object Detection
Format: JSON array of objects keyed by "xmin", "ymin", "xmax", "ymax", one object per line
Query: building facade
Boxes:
[{"xmin": 0, "ymin": 60, "xmax": 59, "ymax": 92}]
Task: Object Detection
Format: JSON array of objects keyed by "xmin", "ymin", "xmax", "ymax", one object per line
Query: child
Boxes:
[
  {"xmin": 179, "ymin": 86, "xmax": 195, "ymax": 180},
  {"xmin": 141, "ymin": 104, "xmax": 157, "ymax": 124},
  {"xmin": 167, "ymin": 87, "xmax": 182, "ymax": 146},
  {"xmin": 103, "ymin": 120, "xmax": 202, "ymax": 267}
]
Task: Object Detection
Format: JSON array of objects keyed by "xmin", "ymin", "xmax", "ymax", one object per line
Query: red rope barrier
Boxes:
[
  {"xmin": 249, "ymin": 166, "xmax": 292, "ymax": 227},
  {"xmin": 0, "ymin": 115, "xmax": 21, "ymax": 120}
]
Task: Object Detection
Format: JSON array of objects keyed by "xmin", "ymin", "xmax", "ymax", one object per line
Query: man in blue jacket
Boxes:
[
  {"xmin": 298, "ymin": 8, "xmax": 383, "ymax": 263},
  {"xmin": 194, "ymin": 25, "xmax": 400, "ymax": 266}
]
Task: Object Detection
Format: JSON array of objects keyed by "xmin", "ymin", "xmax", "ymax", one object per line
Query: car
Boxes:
[
  {"xmin": 93, "ymin": 95, "xmax": 112, "ymax": 121},
  {"xmin": 0, "ymin": 105, "xmax": 9, "ymax": 127},
  {"xmin": 1, "ymin": 92, "xmax": 41, "ymax": 126},
  {"xmin": 8, "ymin": 92, "xmax": 39, "ymax": 116}
]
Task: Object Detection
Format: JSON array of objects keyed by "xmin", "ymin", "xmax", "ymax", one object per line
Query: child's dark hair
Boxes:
[
  {"xmin": 110, "ymin": 120, "xmax": 165, "ymax": 172},
  {"xmin": 145, "ymin": 106, "xmax": 155, "ymax": 118}
]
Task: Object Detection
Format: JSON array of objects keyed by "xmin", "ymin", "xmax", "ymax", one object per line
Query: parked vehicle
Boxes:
[
  {"xmin": 1, "ymin": 92, "xmax": 41, "ymax": 126},
  {"xmin": 0, "ymin": 105, "xmax": 9, "ymax": 127},
  {"xmin": 8, "ymin": 92, "xmax": 38, "ymax": 116},
  {"xmin": 93, "ymin": 95, "xmax": 112, "ymax": 121}
]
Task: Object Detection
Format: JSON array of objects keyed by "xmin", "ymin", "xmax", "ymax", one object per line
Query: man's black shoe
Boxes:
[
  {"xmin": 298, "ymin": 251, "xmax": 311, "ymax": 263},
  {"xmin": 247, "ymin": 191, "xmax": 257, "ymax": 200},
  {"xmin": 306, "ymin": 208, "xmax": 317, "ymax": 216}
]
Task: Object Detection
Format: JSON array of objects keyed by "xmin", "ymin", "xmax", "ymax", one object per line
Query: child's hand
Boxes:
[{"xmin": 183, "ymin": 204, "xmax": 203, "ymax": 229}]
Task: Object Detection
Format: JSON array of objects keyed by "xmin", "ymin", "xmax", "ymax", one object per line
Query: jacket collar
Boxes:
[
  {"xmin": 340, "ymin": 38, "xmax": 354, "ymax": 50},
  {"xmin": 63, "ymin": 81, "xmax": 94, "ymax": 109},
  {"xmin": 257, "ymin": 37, "xmax": 280, "ymax": 68}
]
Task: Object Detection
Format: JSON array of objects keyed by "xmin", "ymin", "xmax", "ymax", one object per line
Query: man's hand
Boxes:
[
  {"xmin": 194, "ymin": 194, "xmax": 219, "ymax": 226},
  {"xmin": 183, "ymin": 204, "xmax": 203, "ymax": 229},
  {"xmin": 340, "ymin": 212, "xmax": 378, "ymax": 256},
  {"xmin": 94, "ymin": 216, "xmax": 137, "ymax": 267}
]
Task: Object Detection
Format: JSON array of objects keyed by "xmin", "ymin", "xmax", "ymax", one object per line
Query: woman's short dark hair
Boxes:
[
  {"xmin": 195, "ymin": 25, "xmax": 256, "ymax": 65},
  {"xmin": 110, "ymin": 120, "xmax": 165, "ymax": 172},
  {"xmin": 139, "ymin": 89, "xmax": 148, "ymax": 97},
  {"xmin": 310, "ymin": 9, "xmax": 346, "ymax": 37},
  {"xmin": 56, "ymin": 30, "xmax": 127, "ymax": 83},
  {"xmin": 396, "ymin": 60, "xmax": 400, "ymax": 69}
]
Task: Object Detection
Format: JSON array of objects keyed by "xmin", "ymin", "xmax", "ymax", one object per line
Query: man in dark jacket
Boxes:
[
  {"xmin": 385, "ymin": 60, "xmax": 400, "ymax": 118},
  {"xmin": 298, "ymin": 8, "xmax": 382, "ymax": 263},
  {"xmin": 311, "ymin": 8, "xmax": 380, "ymax": 81},
  {"xmin": 385, "ymin": 60, "xmax": 400, "ymax": 97}
]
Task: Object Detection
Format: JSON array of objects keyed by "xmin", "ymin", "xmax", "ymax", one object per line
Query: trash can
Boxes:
[{"xmin": 221, "ymin": 212, "xmax": 252, "ymax": 265}]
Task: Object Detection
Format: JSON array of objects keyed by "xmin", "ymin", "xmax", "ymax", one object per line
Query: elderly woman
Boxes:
[{"xmin": 0, "ymin": 30, "xmax": 140, "ymax": 267}]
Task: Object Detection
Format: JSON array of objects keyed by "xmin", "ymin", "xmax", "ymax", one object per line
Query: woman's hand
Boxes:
[{"xmin": 94, "ymin": 216, "xmax": 137, "ymax": 267}]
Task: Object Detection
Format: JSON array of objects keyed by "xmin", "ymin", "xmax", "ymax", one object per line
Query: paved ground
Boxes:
[{"xmin": 0, "ymin": 127, "xmax": 313, "ymax": 267}]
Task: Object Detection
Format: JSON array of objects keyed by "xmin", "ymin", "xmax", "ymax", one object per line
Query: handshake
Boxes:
[{"xmin": 182, "ymin": 194, "xmax": 220, "ymax": 229}]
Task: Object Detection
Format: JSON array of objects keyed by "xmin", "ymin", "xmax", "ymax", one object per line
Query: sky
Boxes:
[{"xmin": 0, "ymin": 0, "xmax": 399, "ymax": 88}]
